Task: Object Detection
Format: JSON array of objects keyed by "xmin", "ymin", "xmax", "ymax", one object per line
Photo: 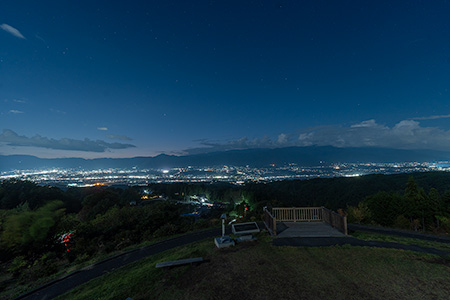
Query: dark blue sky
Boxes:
[{"xmin": 1, "ymin": 1, "xmax": 450, "ymax": 158}]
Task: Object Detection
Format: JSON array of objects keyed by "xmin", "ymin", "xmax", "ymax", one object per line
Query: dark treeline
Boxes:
[
  {"xmin": 147, "ymin": 172, "xmax": 450, "ymax": 211},
  {"xmin": 244, "ymin": 172, "xmax": 450, "ymax": 210},
  {"xmin": 348, "ymin": 176, "xmax": 450, "ymax": 232},
  {"xmin": 2, "ymin": 171, "xmax": 450, "ymax": 292}
]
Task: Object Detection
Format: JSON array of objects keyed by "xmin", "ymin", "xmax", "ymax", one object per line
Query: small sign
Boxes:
[{"xmin": 232, "ymin": 222, "xmax": 260, "ymax": 235}]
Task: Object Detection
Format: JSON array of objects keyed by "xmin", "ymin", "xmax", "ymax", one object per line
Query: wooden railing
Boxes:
[
  {"xmin": 322, "ymin": 207, "xmax": 348, "ymax": 235},
  {"xmin": 272, "ymin": 207, "xmax": 322, "ymax": 222},
  {"xmin": 263, "ymin": 206, "xmax": 348, "ymax": 236},
  {"xmin": 263, "ymin": 207, "xmax": 277, "ymax": 236}
]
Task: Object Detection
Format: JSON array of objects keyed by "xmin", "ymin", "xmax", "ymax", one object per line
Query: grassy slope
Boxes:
[{"xmin": 57, "ymin": 235, "xmax": 450, "ymax": 300}]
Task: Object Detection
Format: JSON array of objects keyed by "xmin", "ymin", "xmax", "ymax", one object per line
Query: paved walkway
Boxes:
[
  {"xmin": 273, "ymin": 236, "xmax": 450, "ymax": 256},
  {"xmin": 15, "ymin": 227, "xmax": 224, "ymax": 300},
  {"xmin": 348, "ymin": 223, "xmax": 450, "ymax": 243},
  {"xmin": 276, "ymin": 221, "xmax": 345, "ymax": 237}
]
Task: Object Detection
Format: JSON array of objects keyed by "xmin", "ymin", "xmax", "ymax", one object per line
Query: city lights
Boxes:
[{"xmin": 1, "ymin": 161, "xmax": 448, "ymax": 187}]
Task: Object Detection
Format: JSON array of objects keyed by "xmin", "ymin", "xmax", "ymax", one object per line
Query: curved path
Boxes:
[
  {"xmin": 274, "ymin": 223, "xmax": 450, "ymax": 255},
  {"xmin": 273, "ymin": 236, "xmax": 450, "ymax": 256},
  {"xmin": 348, "ymin": 223, "xmax": 450, "ymax": 243},
  {"xmin": 15, "ymin": 227, "xmax": 223, "ymax": 300}
]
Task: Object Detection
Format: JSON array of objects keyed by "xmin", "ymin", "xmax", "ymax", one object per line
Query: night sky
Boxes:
[{"xmin": 1, "ymin": 1, "xmax": 450, "ymax": 158}]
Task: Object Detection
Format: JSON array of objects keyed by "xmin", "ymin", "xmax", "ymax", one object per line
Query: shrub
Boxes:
[
  {"xmin": 347, "ymin": 202, "xmax": 371, "ymax": 224},
  {"xmin": 8, "ymin": 256, "xmax": 27, "ymax": 277},
  {"xmin": 153, "ymin": 223, "xmax": 178, "ymax": 238},
  {"xmin": 393, "ymin": 215, "xmax": 410, "ymax": 229}
]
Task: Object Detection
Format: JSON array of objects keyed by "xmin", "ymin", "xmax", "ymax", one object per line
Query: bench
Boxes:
[{"xmin": 155, "ymin": 257, "xmax": 204, "ymax": 268}]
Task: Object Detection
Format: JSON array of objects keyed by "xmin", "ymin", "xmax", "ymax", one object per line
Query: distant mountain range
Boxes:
[{"xmin": 1, "ymin": 146, "xmax": 450, "ymax": 171}]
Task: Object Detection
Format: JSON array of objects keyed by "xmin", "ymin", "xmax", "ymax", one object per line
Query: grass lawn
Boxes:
[{"xmin": 56, "ymin": 234, "xmax": 450, "ymax": 300}]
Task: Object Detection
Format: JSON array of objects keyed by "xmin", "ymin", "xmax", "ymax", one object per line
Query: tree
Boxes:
[
  {"xmin": 78, "ymin": 189, "xmax": 123, "ymax": 221},
  {"xmin": 365, "ymin": 191, "xmax": 402, "ymax": 226},
  {"xmin": 347, "ymin": 202, "xmax": 371, "ymax": 224},
  {"xmin": 1, "ymin": 201, "xmax": 64, "ymax": 256},
  {"xmin": 404, "ymin": 176, "xmax": 427, "ymax": 231},
  {"xmin": 427, "ymin": 188, "xmax": 442, "ymax": 229},
  {"xmin": 442, "ymin": 190, "xmax": 450, "ymax": 215}
]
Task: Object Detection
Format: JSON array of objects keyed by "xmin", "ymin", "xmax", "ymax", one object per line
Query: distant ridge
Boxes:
[{"xmin": 1, "ymin": 146, "xmax": 450, "ymax": 171}]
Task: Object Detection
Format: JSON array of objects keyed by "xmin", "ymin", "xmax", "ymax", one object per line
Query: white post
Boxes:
[{"xmin": 222, "ymin": 218, "xmax": 225, "ymax": 237}]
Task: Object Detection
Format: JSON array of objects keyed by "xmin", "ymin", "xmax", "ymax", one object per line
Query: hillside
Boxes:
[
  {"xmin": 2, "ymin": 146, "xmax": 450, "ymax": 171},
  {"xmin": 56, "ymin": 235, "xmax": 450, "ymax": 300}
]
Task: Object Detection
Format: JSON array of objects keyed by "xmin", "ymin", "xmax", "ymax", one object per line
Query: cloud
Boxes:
[
  {"xmin": 0, "ymin": 129, "xmax": 136, "ymax": 152},
  {"xmin": 0, "ymin": 24, "xmax": 26, "ymax": 39},
  {"xmin": 410, "ymin": 114, "xmax": 450, "ymax": 121},
  {"xmin": 107, "ymin": 134, "xmax": 133, "ymax": 141},
  {"xmin": 9, "ymin": 110, "xmax": 24, "ymax": 114},
  {"xmin": 277, "ymin": 133, "xmax": 289, "ymax": 145},
  {"xmin": 350, "ymin": 119, "xmax": 382, "ymax": 128},
  {"xmin": 13, "ymin": 99, "xmax": 26, "ymax": 103},
  {"xmin": 97, "ymin": 127, "xmax": 108, "ymax": 131},
  {"xmin": 296, "ymin": 119, "xmax": 450, "ymax": 150},
  {"xmin": 35, "ymin": 34, "xmax": 46, "ymax": 43},
  {"xmin": 186, "ymin": 119, "xmax": 450, "ymax": 154}
]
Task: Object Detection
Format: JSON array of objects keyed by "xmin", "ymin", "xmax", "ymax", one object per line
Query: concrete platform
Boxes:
[{"xmin": 276, "ymin": 221, "xmax": 345, "ymax": 237}]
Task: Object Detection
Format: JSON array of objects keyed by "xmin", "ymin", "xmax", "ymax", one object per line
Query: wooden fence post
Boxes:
[
  {"xmin": 343, "ymin": 216, "xmax": 348, "ymax": 235},
  {"xmin": 273, "ymin": 217, "xmax": 277, "ymax": 236}
]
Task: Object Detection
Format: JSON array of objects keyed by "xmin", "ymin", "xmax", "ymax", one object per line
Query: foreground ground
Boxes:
[{"xmin": 57, "ymin": 234, "xmax": 450, "ymax": 300}]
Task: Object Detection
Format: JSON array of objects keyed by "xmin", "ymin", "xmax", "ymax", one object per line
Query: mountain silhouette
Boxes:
[{"xmin": 1, "ymin": 146, "xmax": 450, "ymax": 171}]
